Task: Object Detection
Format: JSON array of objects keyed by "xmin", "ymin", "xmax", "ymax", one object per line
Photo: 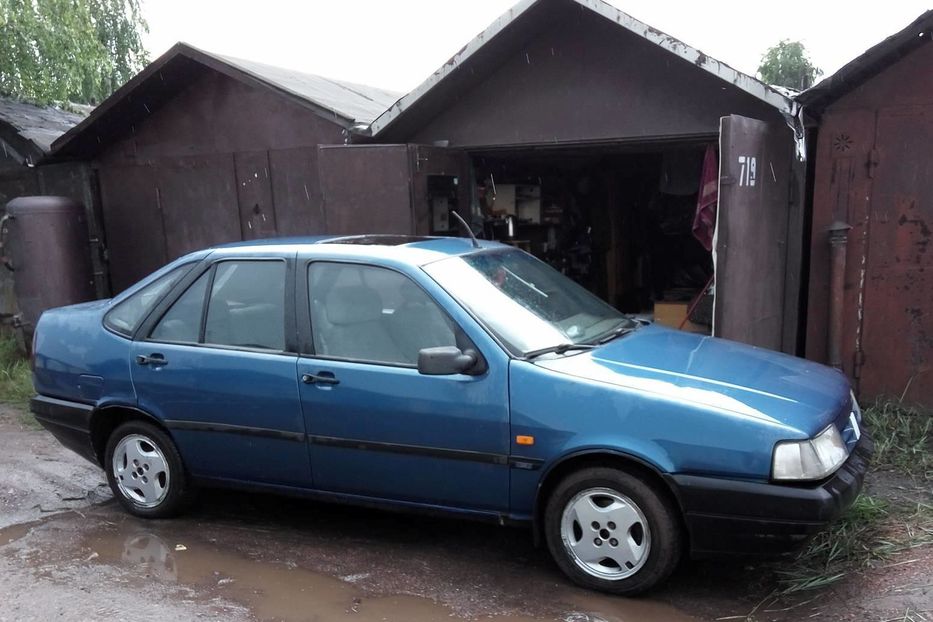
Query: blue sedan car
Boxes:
[{"xmin": 30, "ymin": 235, "xmax": 871, "ymax": 594}]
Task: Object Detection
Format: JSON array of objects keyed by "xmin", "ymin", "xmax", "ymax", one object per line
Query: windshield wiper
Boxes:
[
  {"xmin": 592, "ymin": 324, "xmax": 638, "ymax": 345},
  {"xmin": 524, "ymin": 343, "xmax": 596, "ymax": 360}
]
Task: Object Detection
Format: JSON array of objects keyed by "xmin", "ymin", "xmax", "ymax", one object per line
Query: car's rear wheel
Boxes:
[
  {"xmin": 544, "ymin": 467, "xmax": 682, "ymax": 595},
  {"xmin": 105, "ymin": 420, "xmax": 193, "ymax": 518}
]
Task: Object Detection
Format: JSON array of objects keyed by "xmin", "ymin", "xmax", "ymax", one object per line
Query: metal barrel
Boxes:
[{"xmin": 2, "ymin": 196, "xmax": 96, "ymax": 339}]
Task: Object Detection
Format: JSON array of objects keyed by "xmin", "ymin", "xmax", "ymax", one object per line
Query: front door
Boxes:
[
  {"xmin": 296, "ymin": 259, "xmax": 511, "ymax": 512},
  {"xmin": 131, "ymin": 256, "xmax": 309, "ymax": 487}
]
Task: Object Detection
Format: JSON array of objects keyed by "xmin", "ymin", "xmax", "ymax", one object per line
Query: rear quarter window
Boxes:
[{"xmin": 104, "ymin": 264, "xmax": 192, "ymax": 337}]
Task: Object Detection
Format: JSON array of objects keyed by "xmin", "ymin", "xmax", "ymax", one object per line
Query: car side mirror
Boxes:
[{"xmin": 417, "ymin": 346, "xmax": 480, "ymax": 375}]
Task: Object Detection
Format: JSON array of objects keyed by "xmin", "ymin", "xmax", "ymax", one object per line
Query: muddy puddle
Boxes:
[{"xmin": 1, "ymin": 498, "xmax": 699, "ymax": 621}]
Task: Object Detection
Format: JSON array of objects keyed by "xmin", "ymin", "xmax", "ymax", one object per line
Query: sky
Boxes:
[{"xmin": 143, "ymin": 1, "xmax": 932, "ymax": 94}]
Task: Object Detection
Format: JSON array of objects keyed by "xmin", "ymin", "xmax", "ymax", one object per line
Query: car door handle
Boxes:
[
  {"xmin": 136, "ymin": 353, "xmax": 168, "ymax": 366},
  {"xmin": 302, "ymin": 372, "xmax": 339, "ymax": 385}
]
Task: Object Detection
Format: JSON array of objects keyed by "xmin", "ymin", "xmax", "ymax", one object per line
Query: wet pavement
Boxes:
[
  {"xmin": 1, "ymin": 488, "xmax": 703, "ymax": 621},
  {"xmin": 0, "ymin": 406, "xmax": 715, "ymax": 621},
  {"xmin": 4, "ymin": 405, "xmax": 927, "ymax": 621}
]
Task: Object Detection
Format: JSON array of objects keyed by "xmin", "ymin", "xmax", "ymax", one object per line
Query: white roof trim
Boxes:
[{"xmin": 369, "ymin": 0, "xmax": 795, "ymax": 136}]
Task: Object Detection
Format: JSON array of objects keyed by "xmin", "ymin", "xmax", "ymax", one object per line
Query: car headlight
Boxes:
[{"xmin": 772, "ymin": 424, "xmax": 849, "ymax": 481}]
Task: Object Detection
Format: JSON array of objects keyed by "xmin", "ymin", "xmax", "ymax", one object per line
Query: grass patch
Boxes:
[
  {"xmin": 873, "ymin": 502, "xmax": 933, "ymax": 559},
  {"xmin": 772, "ymin": 498, "xmax": 933, "ymax": 597},
  {"xmin": 0, "ymin": 335, "xmax": 36, "ymax": 423},
  {"xmin": 775, "ymin": 494, "xmax": 890, "ymax": 594},
  {"xmin": 771, "ymin": 400, "xmax": 933, "ymax": 596},
  {"xmin": 864, "ymin": 399, "xmax": 933, "ymax": 482}
]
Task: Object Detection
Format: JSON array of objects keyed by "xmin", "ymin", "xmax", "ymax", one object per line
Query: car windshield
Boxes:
[{"xmin": 424, "ymin": 248, "xmax": 635, "ymax": 356}]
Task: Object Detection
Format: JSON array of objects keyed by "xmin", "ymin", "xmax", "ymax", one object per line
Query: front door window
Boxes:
[{"xmin": 308, "ymin": 262, "xmax": 458, "ymax": 365}]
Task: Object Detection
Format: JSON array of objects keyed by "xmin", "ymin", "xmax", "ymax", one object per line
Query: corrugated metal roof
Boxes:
[
  {"xmin": 0, "ymin": 97, "xmax": 85, "ymax": 160},
  {"xmin": 48, "ymin": 42, "xmax": 401, "ymax": 160},
  {"xmin": 213, "ymin": 52, "xmax": 400, "ymax": 125},
  {"xmin": 369, "ymin": 0, "xmax": 795, "ymax": 137},
  {"xmin": 798, "ymin": 10, "xmax": 933, "ymax": 112}
]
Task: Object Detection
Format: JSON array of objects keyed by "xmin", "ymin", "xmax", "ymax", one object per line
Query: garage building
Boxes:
[
  {"xmin": 358, "ymin": 0, "xmax": 808, "ymax": 354},
  {"xmin": 43, "ymin": 0, "xmax": 807, "ymax": 356},
  {"xmin": 49, "ymin": 43, "xmax": 400, "ymax": 292},
  {"xmin": 800, "ymin": 10, "xmax": 933, "ymax": 405}
]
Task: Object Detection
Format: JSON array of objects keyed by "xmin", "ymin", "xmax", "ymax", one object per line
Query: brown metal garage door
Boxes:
[{"xmin": 859, "ymin": 105, "xmax": 933, "ymax": 404}]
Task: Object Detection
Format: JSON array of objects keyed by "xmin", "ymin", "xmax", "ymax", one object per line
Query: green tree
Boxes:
[
  {"xmin": 0, "ymin": 0, "xmax": 148, "ymax": 105},
  {"xmin": 757, "ymin": 39, "xmax": 822, "ymax": 91}
]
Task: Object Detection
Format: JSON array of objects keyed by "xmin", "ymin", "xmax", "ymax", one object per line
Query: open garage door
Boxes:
[{"xmin": 714, "ymin": 115, "xmax": 799, "ymax": 353}]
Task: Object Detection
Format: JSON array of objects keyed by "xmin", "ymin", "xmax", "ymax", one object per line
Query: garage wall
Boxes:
[
  {"xmin": 806, "ymin": 42, "xmax": 933, "ymax": 406},
  {"xmin": 95, "ymin": 72, "xmax": 346, "ymax": 291},
  {"xmin": 398, "ymin": 6, "xmax": 786, "ymax": 148}
]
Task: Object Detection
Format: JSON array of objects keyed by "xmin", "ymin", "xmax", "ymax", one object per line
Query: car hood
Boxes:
[{"xmin": 535, "ymin": 324, "xmax": 850, "ymax": 435}]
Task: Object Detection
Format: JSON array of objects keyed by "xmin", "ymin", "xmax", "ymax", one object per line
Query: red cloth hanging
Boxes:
[{"xmin": 692, "ymin": 145, "xmax": 718, "ymax": 251}]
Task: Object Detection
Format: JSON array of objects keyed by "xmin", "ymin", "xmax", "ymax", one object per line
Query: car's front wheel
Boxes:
[
  {"xmin": 544, "ymin": 466, "xmax": 682, "ymax": 595},
  {"xmin": 105, "ymin": 420, "xmax": 193, "ymax": 518}
]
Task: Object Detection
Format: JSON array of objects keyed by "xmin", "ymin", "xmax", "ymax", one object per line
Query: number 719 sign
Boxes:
[{"xmin": 738, "ymin": 156, "xmax": 757, "ymax": 187}]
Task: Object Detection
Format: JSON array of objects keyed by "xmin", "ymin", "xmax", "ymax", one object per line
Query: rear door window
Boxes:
[
  {"xmin": 149, "ymin": 271, "xmax": 210, "ymax": 343},
  {"xmin": 204, "ymin": 261, "xmax": 286, "ymax": 351},
  {"xmin": 148, "ymin": 260, "xmax": 287, "ymax": 352}
]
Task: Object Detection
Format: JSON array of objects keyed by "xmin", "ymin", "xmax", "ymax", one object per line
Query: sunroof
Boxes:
[{"xmin": 327, "ymin": 235, "xmax": 436, "ymax": 246}]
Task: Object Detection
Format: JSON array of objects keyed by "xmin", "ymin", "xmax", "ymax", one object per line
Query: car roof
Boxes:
[{"xmin": 210, "ymin": 234, "xmax": 509, "ymax": 265}]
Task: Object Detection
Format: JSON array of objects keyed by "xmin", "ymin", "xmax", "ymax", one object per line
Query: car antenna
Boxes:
[{"xmin": 449, "ymin": 210, "xmax": 480, "ymax": 249}]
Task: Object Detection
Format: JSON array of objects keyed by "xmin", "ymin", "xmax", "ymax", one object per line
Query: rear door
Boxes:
[
  {"xmin": 715, "ymin": 115, "xmax": 797, "ymax": 352},
  {"xmin": 131, "ymin": 252, "xmax": 309, "ymax": 487}
]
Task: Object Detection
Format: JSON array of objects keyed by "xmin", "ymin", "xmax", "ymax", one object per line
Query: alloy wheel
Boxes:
[
  {"xmin": 559, "ymin": 487, "xmax": 651, "ymax": 580},
  {"xmin": 112, "ymin": 433, "xmax": 171, "ymax": 508}
]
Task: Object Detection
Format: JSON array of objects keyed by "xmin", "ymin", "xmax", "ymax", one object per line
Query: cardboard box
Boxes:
[{"xmin": 653, "ymin": 301, "xmax": 709, "ymax": 334}]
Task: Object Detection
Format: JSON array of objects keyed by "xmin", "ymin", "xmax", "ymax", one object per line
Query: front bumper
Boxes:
[
  {"xmin": 667, "ymin": 432, "xmax": 874, "ymax": 557},
  {"xmin": 31, "ymin": 395, "xmax": 99, "ymax": 465}
]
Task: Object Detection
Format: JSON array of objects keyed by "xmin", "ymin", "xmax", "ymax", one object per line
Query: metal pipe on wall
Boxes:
[{"xmin": 827, "ymin": 221, "xmax": 851, "ymax": 369}]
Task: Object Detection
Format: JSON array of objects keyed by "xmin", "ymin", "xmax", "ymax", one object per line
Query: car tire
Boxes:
[
  {"xmin": 104, "ymin": 420, "xmax": 194, "ymax": 518},
  {"xmin": 544, "ymin": 467, "xmax": 682, "ymax": 595}
]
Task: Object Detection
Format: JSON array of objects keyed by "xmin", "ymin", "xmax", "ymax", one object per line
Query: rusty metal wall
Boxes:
[
  {"xmin": 268, "ymin": 146, "xmax": 326, "ymax": 236},
  {"xmin": 157, "ymin": 154, "xmax": 241, "ymax": 259},
  {"xmin": 37, "ymin": 163, "xmax": 109, "ymax": 298},
  {"xmin": 98, "ymin": 163, "xmax": 166, "ymax": 292},
  {"xmin": 317, "ymin": 145, "xmax": 414, "ymax": 235},
  {"xmin": 806, "ymin": 42, "xmax": 933, "ymax": 406},
  {"xmin": 234, "ymin": 151, "xmax": 277, "ymax": 239}
]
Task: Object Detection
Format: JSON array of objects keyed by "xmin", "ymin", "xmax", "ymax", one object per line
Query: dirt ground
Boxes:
[{"xmin": 0, "ymin": 404, "xmax": 930, "ymax": 622}]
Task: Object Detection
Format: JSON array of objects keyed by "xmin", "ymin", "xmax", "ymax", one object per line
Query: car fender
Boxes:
[{"xmin": 89, "ymin": 401, "xmax": 174, "ymax": 464}]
